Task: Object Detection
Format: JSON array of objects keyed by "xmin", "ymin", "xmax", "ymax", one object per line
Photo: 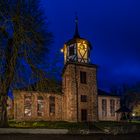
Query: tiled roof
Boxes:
[{"xmin": 98, "ymin": 89, "xmax": 120, "ymax": 97}]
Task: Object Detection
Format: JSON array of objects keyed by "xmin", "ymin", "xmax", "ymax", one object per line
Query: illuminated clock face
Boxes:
[{"xmin": 78, "ymin": 43, "xmax": 87, "ymax": 50}]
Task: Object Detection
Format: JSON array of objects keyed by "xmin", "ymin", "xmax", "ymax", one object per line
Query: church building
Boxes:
[{"xmin": 9, "ymin": 18, "xmax": 120, "ymax": 122}]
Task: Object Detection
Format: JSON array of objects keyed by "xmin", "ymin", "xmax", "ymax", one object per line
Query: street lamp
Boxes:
[{"xmin": 132, "ymin": 113, "xmax": 135, "ymax": 117}]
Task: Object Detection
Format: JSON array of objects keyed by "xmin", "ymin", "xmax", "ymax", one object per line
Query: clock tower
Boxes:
[
  {"xmin": 62, "ymin": 17, "xmax": 98, "ymax": 122},
  {"xmin": 62, "ymin": 17, "xmax": 91, "ymax": 64}
]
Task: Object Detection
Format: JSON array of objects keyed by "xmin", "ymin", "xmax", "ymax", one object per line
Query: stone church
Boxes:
[{"xmin": 8, "ymin": 18, "xmax": 120, "ymax": 122}]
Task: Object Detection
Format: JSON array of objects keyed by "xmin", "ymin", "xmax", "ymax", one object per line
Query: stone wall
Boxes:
[
  {"xmin": 62, "ymin": 63, "xmax": 98, "ymax": 122},
  {"xmin": 13, "ymin": 91, "xmax": 63, "ymax": 121},
  {"xmin": 7, "ymin": 62, "xmax": 121, "ymax": 122}
]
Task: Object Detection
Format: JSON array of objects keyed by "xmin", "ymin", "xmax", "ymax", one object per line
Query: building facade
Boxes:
[
  {"xmin": 98, "ymin": 93, "xmax": 120, "ymax": 121},
  {"xmin": 9, "ymin": 18, "xmax": 120, "ymax": 122}
]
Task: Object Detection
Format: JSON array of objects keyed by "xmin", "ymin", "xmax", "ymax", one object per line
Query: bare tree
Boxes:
[
  {"xmin": 0, "ymin": 0, "xmax": 52, "ymax": 127},
  {"xmin": 110, "ymin": 83, "xmax": 140, "ymax": 109}
]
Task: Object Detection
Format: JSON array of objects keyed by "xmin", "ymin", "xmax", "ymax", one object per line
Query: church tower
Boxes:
[{"xmin": 62, "ymin": 17, "xmax": 98, "ymax": 122}]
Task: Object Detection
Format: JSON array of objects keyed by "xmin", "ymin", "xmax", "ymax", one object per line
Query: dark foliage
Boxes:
[{"xmin": 0, "ymin": 0, "xmax": 53, "ymax": 127}]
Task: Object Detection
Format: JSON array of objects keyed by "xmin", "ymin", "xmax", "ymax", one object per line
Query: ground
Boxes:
[{"xmin": 0, "ymin": 134, "xmax": 140, "ymax": 140}]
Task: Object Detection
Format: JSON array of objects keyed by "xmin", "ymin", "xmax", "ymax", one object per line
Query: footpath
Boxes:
[
  {"xmin": 0, "ymin": 129, "xmax": 68, "ymax": 134},
  {"xmin": 0, "ymin": 128, "xmax": 103, "ymax": 134}
]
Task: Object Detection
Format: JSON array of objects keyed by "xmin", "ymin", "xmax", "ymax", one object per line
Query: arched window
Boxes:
[
  {"xmin": 69, "ymin": 45, "xmax": 75, "ymax": 56},
  {"xmin": 24, "ymin": 95, "xmax": 32, "ymax": 117},
  {"xmin": 37, "ymin": 96, "xmax": 44, "ymax": 116}
]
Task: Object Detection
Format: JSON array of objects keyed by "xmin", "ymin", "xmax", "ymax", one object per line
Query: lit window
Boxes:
[
  {"xmin": 49, "ymin": 96, "xmax": 55, "ymax": 113},
  {"xmin": 80, "ymin": 71, "xmax": 87, "ymax": 84},
  {"xmin": 69, "ymin": 45, "xmax": 75, "ymax": 56},
  {"xmin": 37, "ymin": 96, "xmax": 44, "ymax": 117},
  {"xmin": 102, "ymin": 99, "xmax": 107, "ymax": 117},
  {"xmin": 110, "ymin": 99, "xmax": 115, "ymax": 116},
  {"xmin": 24, "ymin": 95, "xmax": 32, "ymax": 117},
  {"xmin": 81, "ymin": 95, "xmax": 87, "ymax": 102}
]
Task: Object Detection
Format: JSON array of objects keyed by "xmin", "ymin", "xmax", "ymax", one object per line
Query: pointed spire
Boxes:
[{"xmin": 74, "ymin": 14, "xmax": 80, "ymax": 38}]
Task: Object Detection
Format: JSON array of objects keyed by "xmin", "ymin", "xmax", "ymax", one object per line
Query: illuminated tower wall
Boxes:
[{"xmin": 62, "ymin": 17, "xmax": 98, "ymax": 122}]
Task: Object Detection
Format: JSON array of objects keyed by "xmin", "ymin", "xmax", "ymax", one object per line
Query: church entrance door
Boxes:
[{"xmin": 81, "ymin": 109, "xmax": 87, "ymax": 122}]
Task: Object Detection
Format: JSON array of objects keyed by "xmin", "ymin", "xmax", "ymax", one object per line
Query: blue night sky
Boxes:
[{"xmin": 40, "ymin": 0, "xmax": 140, "ymax": 91}]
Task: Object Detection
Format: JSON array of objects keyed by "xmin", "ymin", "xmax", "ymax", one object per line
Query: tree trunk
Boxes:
[
  {"xmin": 0, "ymin": 95, "xmax": 8, "ymax": 127},
  {"xmin": 0, "ymin": 38, "xmax": 17, "ymax": 127}
]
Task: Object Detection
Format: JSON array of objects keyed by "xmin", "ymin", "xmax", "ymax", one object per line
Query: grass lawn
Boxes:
[
  {"xmin": 7, "ymin": 120, "xmax": 140, "ymax": 132},
  {"xmin": 9, "ymin": 121, "xmax": 90, "ymax": 129}
]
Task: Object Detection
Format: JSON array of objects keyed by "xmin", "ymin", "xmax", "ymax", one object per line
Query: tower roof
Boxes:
[
  {"xmin": 64, "ymin": 16, "xmax": 92, "ymax": 49},
  {"xmin": 73, "ymin": 16, "xmax": 80, "ymax": 38}
]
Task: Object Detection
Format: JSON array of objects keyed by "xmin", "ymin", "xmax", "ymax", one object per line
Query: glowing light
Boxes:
[
  {"xmin": 132, "ymin": 113, "xmax": 135, "ymax": 117},
  {"xmin": 60, "ymin": 48, "xmax": 63, "ymax": 53},
  {"xmin": 78, "ymin": 43, "xmax": 87, "ymax": 50}
]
